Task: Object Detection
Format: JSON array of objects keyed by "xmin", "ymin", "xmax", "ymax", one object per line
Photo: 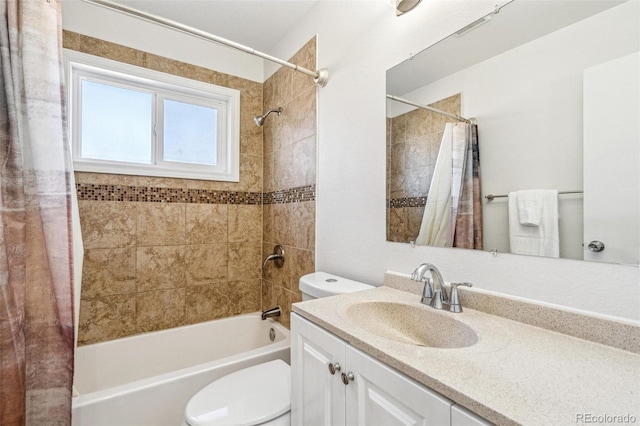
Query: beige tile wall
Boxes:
[
  {"xmin": 66, "ymin": 32, "xmax": 267, "ymax": 345},
  {"xmin": 67, "ymin": 31, "xmax": 317, "ymax": 344},
  {"xmin": 75, "ymin": 179, "xmax": 264, "ymax": 344},
  {"xmin": 262, "ymin": 38, "xmax": 317, "ymax": 328},
  {"xmin": 386, "ymin": 94, "xmax": 461, "ymax": 243}
]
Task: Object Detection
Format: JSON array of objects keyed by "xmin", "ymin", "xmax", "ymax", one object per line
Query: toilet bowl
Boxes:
[{"xmin": 183, "ymin": 272, "xmax": 373, "ymax": 426}]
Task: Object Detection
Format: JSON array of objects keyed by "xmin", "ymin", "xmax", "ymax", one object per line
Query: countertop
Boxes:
[{"xmin": 292, "ymin": 286, "xmax": 640, "ymax": 426}]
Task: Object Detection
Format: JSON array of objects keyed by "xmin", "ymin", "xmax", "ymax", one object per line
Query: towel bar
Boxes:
[{"xmin": 485, "ymin": 191, "xmax": 583, "ymax": 201}]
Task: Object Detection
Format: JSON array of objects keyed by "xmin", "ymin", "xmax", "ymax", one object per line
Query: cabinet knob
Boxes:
[
  {"xmin": 341, "ymin": 371, "xmax": 355, "ymax": 385},
  {"xmin": 328, "ymin": 362, "xmax": 341, "ymax": 375}
]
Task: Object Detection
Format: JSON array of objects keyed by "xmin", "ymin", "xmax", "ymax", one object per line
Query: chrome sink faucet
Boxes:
[
  {"xmin": 411, "ymin": 263, "xmax": 433, "ymax": 304},
  {"xmin": 411, "ymin": 263, "xmax": 447, "ymax": 308},
  {"xmin": 410, "ymin": 263, "xmax": 472, "ymax": 312}
]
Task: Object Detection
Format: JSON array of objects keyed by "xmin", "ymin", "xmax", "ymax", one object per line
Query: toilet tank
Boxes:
[{"xmin": 298, "ymin": 272, "xmax": 374, "ymax": 301}]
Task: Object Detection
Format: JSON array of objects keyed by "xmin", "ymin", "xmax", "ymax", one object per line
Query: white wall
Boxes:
[
  {"xmin": 61, "ymin": 0, "xmax": 264, "ymax": 83},
  {"xmin": 267, "ymin": 0, "xmax": 639, "ymax": 321}
]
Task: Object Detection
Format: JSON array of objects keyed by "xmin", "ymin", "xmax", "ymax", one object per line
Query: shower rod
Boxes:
[
  {"xmin": 387, "ymin": 94, "xmax": 474, "ymax": 124},
  {"xmin": 81, "ymin": 0, "xmax": 329, "ymax": 87}
]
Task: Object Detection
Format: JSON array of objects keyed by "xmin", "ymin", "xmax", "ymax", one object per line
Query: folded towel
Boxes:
[
  {"xmin": 508, "ymin": 190, "xmax": 559, "ymax": 257},
  {"xmin": 516, "ymin": 190, "xmax": 543, "ymax": 226}
]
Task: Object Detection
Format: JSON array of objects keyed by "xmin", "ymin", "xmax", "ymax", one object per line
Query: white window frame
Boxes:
[{"xmin": 64, "ymin": 49, "xmax": 240, "ymax": 182}]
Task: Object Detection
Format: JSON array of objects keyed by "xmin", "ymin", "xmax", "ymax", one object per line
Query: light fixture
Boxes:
[
  {"xmin": 454, "ymin": 15, "xmax": 492, "ymax": 36},
  {"xmin": 396, "ymin": 0, "xmax": 422, "ymax": 16},
  {"xmin": 455, "ymin": 6, "xmax": 501, "ymax": 37}
]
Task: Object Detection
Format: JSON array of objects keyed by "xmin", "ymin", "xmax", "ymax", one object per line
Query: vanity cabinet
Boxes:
[
  {"xmin": 451, "ymin": 405, "xmax": 493, "ymax": 426},
  {"xmin": 291, "ymin": 313, "xmax": 453, "ymax": 425},
  {"xmin": 291, "ymin": 313, "xmax": 347, "ymax": 425}
]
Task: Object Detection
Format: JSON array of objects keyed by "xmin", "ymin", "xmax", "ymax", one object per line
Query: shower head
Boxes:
[{"xmin": 254, "ymin": 107, "xmax": 282, "ymax": 127}]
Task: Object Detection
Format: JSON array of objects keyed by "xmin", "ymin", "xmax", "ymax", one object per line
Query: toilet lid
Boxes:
[
  {"xmin": 299, "ymin": 272, "xmax": 374, "ymax": 299},
  {"xmin": 185, "ymin": 359, "xmax": 290, "ymax": 426}
]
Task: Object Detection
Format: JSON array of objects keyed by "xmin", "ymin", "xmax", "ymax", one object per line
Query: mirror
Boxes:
[{"xmin": 386, "ymin": 0, "xmax": 639, "ymax": 265}]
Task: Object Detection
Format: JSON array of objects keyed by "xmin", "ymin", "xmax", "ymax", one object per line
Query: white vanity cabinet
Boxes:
[
  {"xmin": 291, "ymin": 313, "xmax": 347, "ymax": 425},
  {"xmin": 291, "ymin": 313, "xmax": 453, "ymax": 425},
  {"xmin": 451, "ymin": 405, "xmax": 493, "ymax": 426}
]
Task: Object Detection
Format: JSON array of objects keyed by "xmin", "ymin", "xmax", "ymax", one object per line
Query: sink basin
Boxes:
[{"xmin": 345, "ymin": 301, "xmax": 478, "ymax": 348}]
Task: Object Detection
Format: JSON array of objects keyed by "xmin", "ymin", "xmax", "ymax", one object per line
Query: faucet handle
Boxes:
[
  {"xmin": 262, "ymin": 245, "xmax": 285, "ymax": 269},
  {"xmin": 419, "ymin": 277, "xmax": 434, "ymax": 304},
  {"xmin": 449, "ymin": 282, "xmax": 473, "ymax": 313}
]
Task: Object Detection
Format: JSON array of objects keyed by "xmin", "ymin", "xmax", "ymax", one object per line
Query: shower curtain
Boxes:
[
  {"xmin": 454, "ymin": 124, "xmax": 482, "ymax": 249},
  {"xmin": 0, "ymin": 0, "xmax": 75, "ymax": 424},
  {"xmin": 415, "ymin": 122, "xmax": 482, "ymax": 248}
]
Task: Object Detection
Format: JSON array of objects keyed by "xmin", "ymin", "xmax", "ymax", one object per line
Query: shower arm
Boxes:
[
  {"xmin": 263, "ymin": 108, "xmax": 282, "ymax": 118},
  {"xmin": 82, "ymin": 0, "xmax": 330, "ymax": 87}
]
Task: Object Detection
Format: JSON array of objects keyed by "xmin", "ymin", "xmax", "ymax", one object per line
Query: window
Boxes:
[{"xmin": 65, "ymin": 50, "xmax": 240, "ymax": 181}]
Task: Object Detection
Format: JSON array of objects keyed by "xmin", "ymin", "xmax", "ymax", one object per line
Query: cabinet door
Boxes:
[
  {"xmin": 451, "ymin": 405, "xmax": 493, "ymax": 426},
  {"xmin": 345, "ymin": 346, "xmax": 452, "ymax": 426},
  {"xmin": 291, "ymin": 313, "xmax": 346, "ymax": 426}
]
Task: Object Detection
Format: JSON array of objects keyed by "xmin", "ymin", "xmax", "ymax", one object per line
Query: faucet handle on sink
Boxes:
[
  {"xmin": 449, "ymin": 282, "xmax": 473, "ymax": 313},
  {"xmin": 420, "ymin": 277, "xmax": 434, "ymax": 304}
]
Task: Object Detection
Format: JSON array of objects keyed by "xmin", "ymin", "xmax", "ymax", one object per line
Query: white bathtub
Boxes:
[{"xmin": 72, "ymin": 313, "xmax": 290, "ymax": 426}]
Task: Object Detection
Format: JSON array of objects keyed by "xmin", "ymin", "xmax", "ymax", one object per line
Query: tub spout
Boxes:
[{"xmin": 261, "ymin": 306, "xmax": 281, "ymax": 320}]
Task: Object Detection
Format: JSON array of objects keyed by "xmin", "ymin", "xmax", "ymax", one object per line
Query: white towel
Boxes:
[
  {"xmin": 508, "ymin": 190, "xmax": 559, "ymax": 257},
  {"xmin": 516, "ymin": 189, "xmax": 543, "ymax": 226}
]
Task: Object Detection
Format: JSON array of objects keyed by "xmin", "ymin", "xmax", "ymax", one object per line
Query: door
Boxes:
[
  {"xmin": 344, "ymin": 345, "xmax": 451, "ymax": 426},
  {"xmin": 291, "ymin": 313, "xmax": 346, "ymax": 426},
  {"xmin": 583, "ymin": 52, "xmax": 639, "ymax": 264}
]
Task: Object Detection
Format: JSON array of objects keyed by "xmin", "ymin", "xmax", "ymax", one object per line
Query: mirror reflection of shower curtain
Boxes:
[
  {"xmin": 415, "ymin": 123, "xmax": 482, "ymax": 248},
  {"xmin": 454, "ymin": 124, "xmax": 482, "ymax": 249}
]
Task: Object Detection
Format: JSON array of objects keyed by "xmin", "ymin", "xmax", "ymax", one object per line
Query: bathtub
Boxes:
[{"xmin": 72, "ymin": 313, "xmax": 290, "ymax": 426}]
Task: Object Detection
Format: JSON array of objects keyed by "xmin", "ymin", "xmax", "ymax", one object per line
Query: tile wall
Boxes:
[
  {"xmin": 386, "ymin": 94, "xmax": 461, "ymax": 243},
  {"xmin": 65, "ymin": 31, "xmax": 316, "ymax": 344},
  {"xmin": 261, "ymin": 38, "xmax": 317, "ymax": 328}
]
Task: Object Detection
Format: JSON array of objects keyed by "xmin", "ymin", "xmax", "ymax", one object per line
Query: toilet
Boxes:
[
  {"xmin": 183, "ymin": 272, "xmax": 373, "ymax": 426},
  {"xmin": 183, "ymin": 360, "xmax": 290, "ymax": 426},
  {"xmin": 299, "ymin": 271, "xmax": 374, "ymax": 301}
]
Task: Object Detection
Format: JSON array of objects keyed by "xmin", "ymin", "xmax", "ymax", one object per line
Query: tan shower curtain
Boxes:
[
  {"xmin": 454, "ymin": 124, "xmax": 482, "ymax": 249},
  {"xmin": 0, "ymin": 0, "xmax": 74, "ymax": 424},
  {"xmin": 416, "ymin": 122, "xmax": 482, "ymax": 248}
]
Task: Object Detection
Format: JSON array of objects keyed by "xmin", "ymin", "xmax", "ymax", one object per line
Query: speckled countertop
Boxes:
[{"xmin": 292, "ymin": 285, "xmax": 640, "ymax": 426}]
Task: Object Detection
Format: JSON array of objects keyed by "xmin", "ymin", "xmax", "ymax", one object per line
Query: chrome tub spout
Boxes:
[{"xmin": 261, "ymin": 306, "xmax": 281, "ymax": 320}]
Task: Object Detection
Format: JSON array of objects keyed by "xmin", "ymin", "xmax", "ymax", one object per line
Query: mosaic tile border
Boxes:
[
  {"xmin": 388, "ymin": 196, "xmax": 427, "ymax": 209},
  {"xmin": 76, "ymin": 183, "xmax": 315, "ymax": 205},
  {"xmin": 263, "ymin": 185, "xmax": 316, "ymax": 205}
]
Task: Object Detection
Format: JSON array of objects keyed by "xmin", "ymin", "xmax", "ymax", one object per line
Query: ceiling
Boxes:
[{"xmin": 104, "ymin": 0, "xmax": 319, "ymax": 52}]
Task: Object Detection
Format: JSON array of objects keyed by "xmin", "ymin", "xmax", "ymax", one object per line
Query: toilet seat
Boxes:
[{"xmin": 184, "ymin": 359, "xmax": 290, "ymax": 426}]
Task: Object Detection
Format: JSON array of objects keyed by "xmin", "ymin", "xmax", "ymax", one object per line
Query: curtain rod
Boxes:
[
  {"xmin": 485, "ymin": 191, "xmax": 583, "ymax": 201},
  {"xmin": 81, "ymin": 0, "xmax": 329, "ymax": 87},
  {"xmin": 386, "ymin": 94, "xmax": 474, "ymax": 124}
]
